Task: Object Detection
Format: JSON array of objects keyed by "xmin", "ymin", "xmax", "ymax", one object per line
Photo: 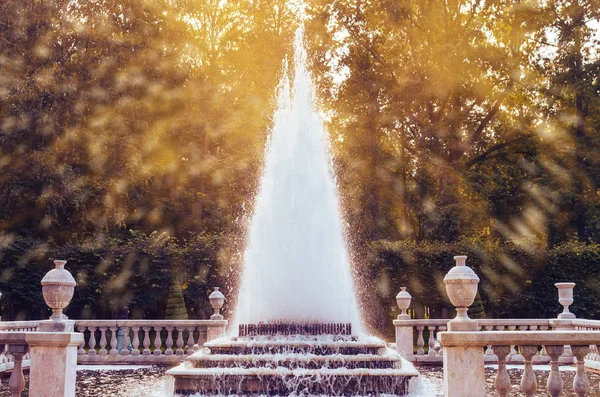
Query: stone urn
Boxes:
[
  {"xmin": 443, "ymin": 255, "xmax": 480, "ymax": 331},
  {"xmin": 555, "ymin": 282, "xmax": 576, "ymax": 319},
  {"xmin": 209, "ymin": 287, "xmax": 225, "ymax": 320},
  {"xmin": 396, "ymin": 287, "xmax": 412, "ymax": 320},
  {"xmin": 41, "ymin": 260, "xmax": 76, "ymax": 320}
]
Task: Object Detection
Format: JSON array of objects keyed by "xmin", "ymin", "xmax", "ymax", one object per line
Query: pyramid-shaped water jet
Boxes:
[{"xmin": 166, "ymin": 29, "xmax": 419, "ymax": 395}]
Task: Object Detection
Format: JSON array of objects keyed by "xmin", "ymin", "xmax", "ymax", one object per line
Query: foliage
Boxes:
[
  {"xmin": 165, "ymin": 279, "xmax": 188, "ymax": 320},
  {"xmin": 370, "ymin": 239, "xmax": 600, "ymax": 336},
  {"xmin": 305, "ymin": 0, "xmax": 600, "ymax": 246},
  {"xmin": 469, "ymin": 293, "xmax": 486, "ymax": 320},
  {"xmin": 0, "ymin": 231, "xmax": 222, "ymax": 321},
  {"xmin": 0, "ymin": 0, "xmax": 600, "ymax": 334}
]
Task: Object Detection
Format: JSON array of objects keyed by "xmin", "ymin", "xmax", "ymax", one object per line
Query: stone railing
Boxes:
[
  {"xmin": 0, "ymin": 321, "xmax": 40, "ymax": 332},
  {"xmin": 75, "ymin": 319, "xmax": 227, "ymax": 364},
  {"xmin": 0, "ymin": 321, "xmax": 39, "ymax": 375},
  {"xmin": 0, "ymin": 331, "xmax": 82, "ymax": 397},
  {"xmin": 0, "ymin": 318, "xmax": 228, "ymax": 368},
  {"xmin": 412, "ymin": 255, "xmax": 600, "ymax": 397},
  {"xmin": 572, "ymin": 318, "xmax": 600, "ymax": 370},
  {"xmin": 394, "ymin": 318, "xmax": 555, "ymax": 363},
  {"xmin": 440, "ymin": 330, "xmax": 600, "ymax": 397}
]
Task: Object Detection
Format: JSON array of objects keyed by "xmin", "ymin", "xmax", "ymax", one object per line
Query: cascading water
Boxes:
[
  {"xmin": 234, "ymin": 29, "xmax": 363, "ymax": 332},
  {"xmin": 166, "ymin": 29, "xmax": 422, "ymax": 396}
]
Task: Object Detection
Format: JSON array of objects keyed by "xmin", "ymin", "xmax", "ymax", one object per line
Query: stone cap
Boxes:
[
  {"xmin": 26, "ymin": 332, "xmax": 83, "ymax": 347},
  {"xmin": 393, "ymin": 319, "xmax": 449, "ymax": 326},
  {"xmin": 74, "ymin": 319, "xmax": 228, "ymax": 327},
  {"xmin": 0, "ymin": 331, "xmax": 83, "ymax": 348},
  {"xmin": 439, "ymin": 330, "xmax": 600, "ymax": 347}
]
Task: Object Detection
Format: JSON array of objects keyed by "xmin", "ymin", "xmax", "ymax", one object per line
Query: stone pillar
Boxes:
[
  {"xmin": 552, "ymin": 282, "xmax": 577, "ymax": 363},
  {"xmin": 443, "ymin": 344, "xmax": 486, "ymax": 397},
  {"xmin": 206, "ymin": 320, "xmax": 227, "ymax": 341},
  {"xmin": 393, "ymin": 320, "xmax": 414, "ymax": 359},
  {"xmin": 441, "ymin": 255, "xmax": 484, "ymax": 396},
  {"xmin": 27, "ymin": 332, "xmax": 83, "ymax": 397},
  {"xmin": 394, "ymin": 287, "xmax": 414, "ymax": 359}
]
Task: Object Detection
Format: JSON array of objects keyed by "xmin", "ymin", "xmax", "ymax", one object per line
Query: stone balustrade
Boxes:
[
  {"xmin": 0, "ymin": 321, "xmax": 39, "ymax": 376},
  {"xmin": 0, "ymin": 331, "xmax": 82, "ymax": 397},
  {"xmin": 394, "ymin": 317, "xmax": 555, "ymax": 363},
  {"xmin": 0, "ymin": 321, "xmax": 40, "ymax": 332},
  {"xmin": 75, "ymin": 319, "xmax": 227, "ymax": 364},
  {"xmin": 572, "ymin": 319, "xmax": 600, "ymax": 370},
  {"xmin": 0, "ymin": 318, "xmax": 228, "ymax": 366},
  {"xmin": 439, "ymin": 330, "xmax": 600, "ymax": 397}
]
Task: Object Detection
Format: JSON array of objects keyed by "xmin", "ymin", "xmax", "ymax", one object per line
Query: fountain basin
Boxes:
[{"xmin": 167, "ymin": 335, "xmax": 419, "ymax": 396}]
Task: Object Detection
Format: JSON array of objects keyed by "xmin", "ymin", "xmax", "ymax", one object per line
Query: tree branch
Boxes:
[{"xmin": 465, "ymin": 135, "xmax": 530, "ymax": 168}]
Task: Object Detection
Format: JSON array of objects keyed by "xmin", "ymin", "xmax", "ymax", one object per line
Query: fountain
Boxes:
[{"xmin": 166, "ymin": 29, "xmax": 419, "ymax": 395}]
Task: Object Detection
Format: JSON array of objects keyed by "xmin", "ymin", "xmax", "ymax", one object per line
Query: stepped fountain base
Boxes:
[{"xmin": 167, "ymin": 327, "xmax": 419, "ymax": 396}]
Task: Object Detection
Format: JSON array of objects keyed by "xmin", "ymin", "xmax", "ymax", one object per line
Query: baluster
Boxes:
[
  {"xmin": 98, "ymin": 327, "xmax": 108, "ymax": 355},
  {"xmin": 120, "ymin": 327, "xmax": 131, "ymax": 355},
  {"xmin": 192, "ymin": 326, "xmax": 204, "ymax": 352},
  {"xmin": 142, "ymin": 327, "xmax": 151, "ymax": 355},
  {"xmin": 176, "ymin": 327, "xmax": 185, "ymax": 355},
  {"xmin": 484, "ymin": 326, "xmax": 494, "ymax": 355},
  {"xmin": 416, "ymin": 326, "xmax": 425, "ymax": 355},
  {"xmin": 131, "ymin": 327, "xmax": 141, "ymax": 355},
  {"xmin": 571, "ymin": 345, "xmax": 590, "ymax": 397},
  {"xmin": 77, "ymin": 325, "xmax": 86, "ymax": 355},
  {"xmin": 427, "ymin": 326, "xmax": 436, "ymax": 356},
  {"xmin": 546, "ymin": 345, "xmax": 564, "ymax": 397},
  {"xmin": 507, "ymin": 326, "xmax": 517, "ymax": 360},
  {"xmin": 109, "ymin": 326, "xmax": 119, "ymax": 355},
  {"xmin": 438, "ymin": 326, "xmax": 446, "ymax": 354},
  {"xmin": 519, "ymin": 345, "xmax": 538, "ymax": 397},
  {"xmin": 493, "ymin": 345, "xmax": 511, "ymax": 397},
  {"xmin": 540, "ymin": 325, "xmax": 550, "ymax": 358},
  {"xmin": 186, "ymin": 326, "xmax": 195, "ymax": 353},
  {"xmin": 153, "ymin": 326, "xmax": 163, "ymax": 356},
  {"xmin": 88, "ymin": 326, "xmax": 97, "ymax": 355},
  {"xmin": 8, "ymin": 352, "xmax": 25, "ymax": 397},
  {"xmin": 165, "ymin": 327, "xmax": 174, "ymax": 355},
  {"xmin": 0, "ymin": 347, "xmax": 7, "ymax": 364}
]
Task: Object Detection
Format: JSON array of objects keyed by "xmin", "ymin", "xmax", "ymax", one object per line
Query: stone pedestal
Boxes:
[
  {"xmin": 206, "ymin": 320, "xmax": 227, "ymax": 342},
  {"xmin": 394, "ymin": 320, "xmax": 414, "ymax": 359},
  {"xmin": 27, "ymin": 332, "xmax": 83, "ymax": 397},
  {"xmin": 443, "ymin": 345, "xmax": 485, "ymax": 397},
  {"xmin": 550, "ymin": 319, "xmax": 576, "ymax": 364},
  {"xmin": 38, "ymin": 319, "xmax": 75, "ymax": 332}
]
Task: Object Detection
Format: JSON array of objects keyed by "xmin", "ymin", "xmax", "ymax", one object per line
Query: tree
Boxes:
[{"xmin": 165, "ymin": 279, "xmax": 188, "ymax": 320}]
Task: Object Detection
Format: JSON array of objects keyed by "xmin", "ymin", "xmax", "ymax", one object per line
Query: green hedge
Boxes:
[
  {"xmin": 0, "ymin": 231, "xmax": 224, "ymax": 321},
  {"xmin": 365, "ymin": 239, "xmax": 600, "ymax": 336},
  {"xmin": 2, "ymin": 232, "xmax": 599, "ymax": 335}
]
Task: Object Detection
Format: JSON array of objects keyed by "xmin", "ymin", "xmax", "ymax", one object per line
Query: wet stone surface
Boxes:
[
  {"xmin": 2, "ymin": 364, "xmax": 600, "ymax": 396},
  {"xmin": 417, "ymin": 365, "xmax": 600, "ymax": 396},
  {"xmin": 0, "ymin": 366, "xmax": 168, "ymax": 397}
]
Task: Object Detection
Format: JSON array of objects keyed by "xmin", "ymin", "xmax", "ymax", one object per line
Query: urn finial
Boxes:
[
  {"xmin": 41, "ymin": 260, "xmax": 76, "ymax": 321},
  {"xmin": 443, "ymin": 255, "xmax": 480, "ymax": 331},
  {"xmin": 396, "ymin": 287, "xmax": 412, "ymax": 320},
  {"xmin": 555, "ymin": 282, "xmax": 576, "ymax": 319},
  {"xmin": 209, "ymin": 287, "xmax": 225, "ymax": 320}
]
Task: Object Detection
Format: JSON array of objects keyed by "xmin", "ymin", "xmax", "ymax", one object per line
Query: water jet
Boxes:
[{"xmin": 167, "ymin": 29, "xmax": 419, "ymax": 396}]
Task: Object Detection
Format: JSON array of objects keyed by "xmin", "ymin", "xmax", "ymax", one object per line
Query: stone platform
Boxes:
[{"xmin": 166, "ymin": 333, "xmax": 419, "ymax": 396}]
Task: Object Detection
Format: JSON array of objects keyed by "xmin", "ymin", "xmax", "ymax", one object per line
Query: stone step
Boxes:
[
  {"xmin": 186, "ymin": 352, "xmax": 400, "ymax": 369},
  {"xmin": 168, "ymin": 366, "xmax": 419, "ymax": 396},
  {"xmin": 203, "ymin": 338, "xmax": 386, "ymax": 356}
]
